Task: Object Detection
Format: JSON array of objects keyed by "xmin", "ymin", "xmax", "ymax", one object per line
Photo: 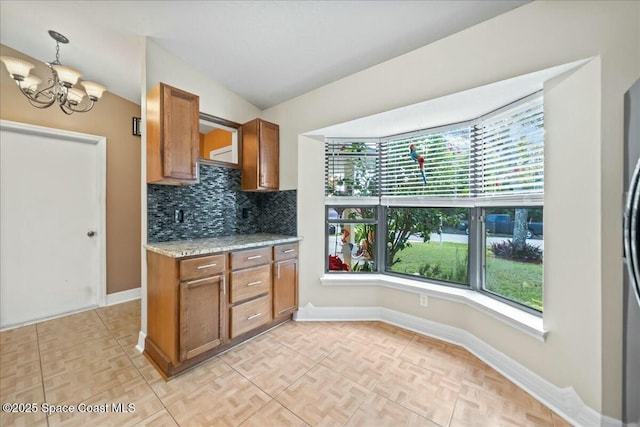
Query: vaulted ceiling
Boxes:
[{"xmin": 0, "ymin": 1, "xmax": 530, "ymax": 109}]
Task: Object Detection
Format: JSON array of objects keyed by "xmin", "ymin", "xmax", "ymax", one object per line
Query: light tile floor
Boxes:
[{"xmin": 0, "ymin": 300, "xmax": 573, "ymax": 426}]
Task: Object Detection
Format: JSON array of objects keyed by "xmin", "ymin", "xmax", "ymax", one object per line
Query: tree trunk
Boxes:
[{"xmin": 513, "ymin": 208, "xmax": 528, "ymax": 249}]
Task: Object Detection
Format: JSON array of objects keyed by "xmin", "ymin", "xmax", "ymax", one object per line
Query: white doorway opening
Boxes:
[{"xmin": 0, "ymin": 120, "xmax": 106, "ymax": 329}]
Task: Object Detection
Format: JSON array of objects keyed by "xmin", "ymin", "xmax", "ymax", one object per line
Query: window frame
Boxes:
[
  {"xmin": 382, "ymin": 205, "xmax": 472, "ymax": 289},
  {"xmin": 325, "ymin": 204, "xmax": 381, "ymax": 274},
  {"xmin": 324, "ymin": 92, "xmax": 544, "ymax": 316}
]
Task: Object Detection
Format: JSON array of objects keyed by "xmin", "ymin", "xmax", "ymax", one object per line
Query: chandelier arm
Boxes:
[
  {"xmin": 17, "ymin": 81, "xmax": 57, "ymax": 108},
  {"xmin": 58, "ymin": 102, "xmax": 74, "ymax": 115},
  {"xmin": 64, "ymin": 98, "xmax": 96, "ymax": 114}
]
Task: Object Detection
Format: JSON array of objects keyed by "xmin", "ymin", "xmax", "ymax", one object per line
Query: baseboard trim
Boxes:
[
  {"xmin": 295, "ymin": 303, "xmax": 620, "ymax": 427},
  {"xmin": 135, "ymin": 330, "xmax": 146, "ymax": 353},
  {"xmin": 106, "ymin": 287, "xmax": 141, "ymax": 306}
]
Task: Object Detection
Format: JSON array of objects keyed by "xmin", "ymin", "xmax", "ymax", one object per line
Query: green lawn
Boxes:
[{"xmin": 388, "ymin": 241, "xmax": 543, "ymax": 311}]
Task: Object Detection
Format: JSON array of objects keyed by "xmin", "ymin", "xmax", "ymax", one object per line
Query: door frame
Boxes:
[{"xmin": 0, "ymin": 119, "xmax": 107, "ymax": 308}]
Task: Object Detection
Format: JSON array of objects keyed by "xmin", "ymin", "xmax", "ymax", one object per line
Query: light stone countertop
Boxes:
[{"xmin": 145, "ymin": 233, "xmax": 302, "ymax": 258}]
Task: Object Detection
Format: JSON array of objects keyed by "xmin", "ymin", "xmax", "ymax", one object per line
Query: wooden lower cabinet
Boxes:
[
  {"xmin": 145, "ymin": 242, "xmax": 299, "ymax": 379},
  {"xmin": 273, "ymin": 242, "xmax": 299, "ymax": 320},
  {"xmin": 179, "ymin": 274, "xmax": 224, "ymax": 360},
  {"xmin": 273, "ymin": 258, "xmax": 298, "ymax": 319}
]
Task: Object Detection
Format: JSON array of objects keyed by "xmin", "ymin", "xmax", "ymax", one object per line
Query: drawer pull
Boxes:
[
  {"xmin": 247, "ymin": 255, "xmax": 262, "ymax": 260},
  {"xmin": 196, "ymin": 263, "xmax": 217, "ymax": 269},
  {"xmin": 222, "ymin": 275, "xmax": 226, "ymax": 295},
  {"xmin": 283, "ymin": 249, "xmax": 295, "ymax": 254},
  {"xmin": 247, "ymin": 280, "xmax": 262, "ymax": 287},
  {"xmin": 247, "ymin": 312, "xmax": 263, "ymax": 321},
  {"xmin": 183, "ymin": 276, "xmax": 213, "ymax": 285}
]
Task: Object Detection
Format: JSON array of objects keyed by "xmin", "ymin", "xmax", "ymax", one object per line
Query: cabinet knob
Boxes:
[{"xmin": 87, "ymin": 231, "xmax": 96, "ymax": 237}]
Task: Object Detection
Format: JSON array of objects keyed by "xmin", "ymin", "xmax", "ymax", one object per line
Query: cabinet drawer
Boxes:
[
  {"xmin": 274, "ymin": 243, "xmax": 298, "ymax": 261},
  {"xmin": 230, "ymin": 264, "xmax": 271, "ymax": 304},
  {"xmin": 230, "ymin": 294, "xmax": 271, "ymax": 338},
  {"xmin": 180, "ymin": 254, "xmax": 226, "ymax": 281},
  {"xmin": 230, "ymin": 247, "xmax": 271, "ymax": 270}
]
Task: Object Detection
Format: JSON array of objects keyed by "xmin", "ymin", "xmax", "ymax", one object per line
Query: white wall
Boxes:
[
  {"xmin": 140, "ymin": 39, "xmax": 262, "ymax": 337},
  {"xmin": 263, "ymin": 0, "xmax": 639, "ymax": 418}
]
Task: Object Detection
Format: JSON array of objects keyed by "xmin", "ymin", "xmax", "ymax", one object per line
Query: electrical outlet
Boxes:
[
  {"xmin": 419, "ymin": 294, "xmax": 429, "ymax": 307},
  {"xmin": 174, "ymin": 209, "xmax": 184, "ymax": 223}
]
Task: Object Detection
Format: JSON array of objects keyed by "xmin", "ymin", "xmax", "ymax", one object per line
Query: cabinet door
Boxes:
[
  {"xmin": 273, "ymin": 258, "xmax": 298, "ymax": 319},
  {"xmin": 258, "ymin": 120, "xmax": 279, "ymax": 190},
  {"xmin": 162, "ymin": 84, "xmax": 199, "ymax": 181},
  {"xmin": 179, "ymin": 274, "xmax": 224, "ymax": 361}
]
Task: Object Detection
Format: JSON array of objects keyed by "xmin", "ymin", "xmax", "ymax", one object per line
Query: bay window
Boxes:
[{"xmin": 325, "ymin": 92, "xmax": 544, "ymax": 313}]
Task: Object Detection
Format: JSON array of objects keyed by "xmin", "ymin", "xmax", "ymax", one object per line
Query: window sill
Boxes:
[{"xmin": 320, "ymin": 273, "xmax": 547, "ymax": 342}]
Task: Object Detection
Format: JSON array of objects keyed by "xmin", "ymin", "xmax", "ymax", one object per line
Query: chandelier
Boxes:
[{"xmin": 0, "ymin": 30, "xmax": 106, "ymax": 115}]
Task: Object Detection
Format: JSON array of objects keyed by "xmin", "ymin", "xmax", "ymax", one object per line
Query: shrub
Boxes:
[{"xmin": 490, "ymin": 240, "xmax": 543, "ymax": 264}]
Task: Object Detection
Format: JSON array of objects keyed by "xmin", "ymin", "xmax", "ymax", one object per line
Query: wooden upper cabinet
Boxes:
[
  {"xmin": 147, "ymin": 83, "xmax": 200, "ymax": 185},
  {"xmin": 241, "ymin": 118, "xmax": 279, "ymax": 191}
]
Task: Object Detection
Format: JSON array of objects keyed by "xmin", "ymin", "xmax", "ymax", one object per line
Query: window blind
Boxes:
[
  {"xmin": 472, "ymin": 96, "xmax": 544, "ymax": 196},
  {"xmin": 325, "ymin": 92, "xmax": 543, "ymax": 201},
  {"xmin": 324, "ymin": 140, "xmax": 379, "ymax": 197},
  {"xmin": 380, "ymin": 127, "xmax": 471, "ymax": 197}
]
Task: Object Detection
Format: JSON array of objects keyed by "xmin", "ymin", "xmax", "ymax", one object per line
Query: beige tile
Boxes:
[
  {"xmin": 47, "ymin": 376, "xmax": 163, "ymax": 427},
  {"xmin": 345, "ymin": 391, "xmax": 439, "ymax": 427},
  {"xmin": 266, "ymin": 321, "xmax": 349, "ymax": 362},
  {"xmin": 130, "ymin": 353, "xmax": 165, "ymax": 384},
  {"xmin": 0, "ymin": 301, "xmax": 570, "ymax": 427},
  {"xmin": 0, "ymin": 324, "xmax": 42, "ymax": 400},
  {"xmin": 348, "ymin": 321, "xmax": 415, "ymax": 356},
  {"xmin": 96, "ymin": 300, "xmax": 141, "ymax": 339},
  {"xmin": 463, "ymin": 359, "xmax": 536, "ymax": 405},
  {"xmin": 0, "ymin": 385, "xmax": 47, "ymax": 427},
  {"xmin": 0, "ymin": 360, "xmax": 42, "ymax": 400},
  {"xmin": 37, "ymin": 311, "xmax": 112, "ymax": 353},
  {"xmin": 240, "ymin": 400, "xmax": 309, "ymax": 427},
  {"xmin": 0, "ymin": 410, "xmax": 47, "ymax": 427},
  {"xmin": 451, "ymin": 384, "xmax": 553, "ymax": 427},
  {"xmin": 133, "ymin": 408, "xmax": 179, "ymax": 427},
  {"xmin": 166, "ymin": 369, "xmax": 270, "ymax": 426},
  {"xmin": 40, "ymin": 336, "xmax": 124, "ymax": 379},
  {"xmin": 399, "ymin": 334, "xmax": 469, "ymax": 382},
  {"xmin": 222, "ymin": 335, "xmax": 316, "ymax": 397},
  {"xmin": 43, "ymin": 355, "xmax": 140, "ymax": 405},
  {"xmin": 0, "ymin": 325, "xmax": 38, "ymax": 355},
  {"xmin": 373, "ymin": 359, "xmax": 459, "ymax": 426},
  {"xmin": 320, "ymin": 341, "xmax": 395, "ymax": 389},
  {"xmin": 118, "ymin": 333, "xmax": 143, "ymax": 359},
  {"xmin": 149, "ymin": 356, "xmax": 232, "ymax": 406},
  {"xmin": 276, "ymin": 364, "xmax": 369, "ymax": 427}
]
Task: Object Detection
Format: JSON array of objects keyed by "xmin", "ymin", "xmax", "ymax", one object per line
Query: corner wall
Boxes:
[
  {"xmin": 263, "ymin": 0, "xmax": 640, "ymax": 419},
  {"xmin": 0, "ymin": 44, "xmax": 142, "ymax": 295}
]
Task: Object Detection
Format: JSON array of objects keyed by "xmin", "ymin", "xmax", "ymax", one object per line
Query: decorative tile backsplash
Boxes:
[{"xmin": 147, "ymin": 163, "xmax": 297, "ymax": 242}]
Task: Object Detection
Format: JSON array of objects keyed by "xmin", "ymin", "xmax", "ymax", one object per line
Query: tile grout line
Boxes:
[
  {"xmin": 34, "ymin": 323, "xmax": 50, "ymax": 427},
  {"xmin": 95, "ymin": 304, "xmax": 182, "ymax": 427},
  {"xmin": 345, "ymin": 331, "xmax": 445, "ymax": 427}
]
